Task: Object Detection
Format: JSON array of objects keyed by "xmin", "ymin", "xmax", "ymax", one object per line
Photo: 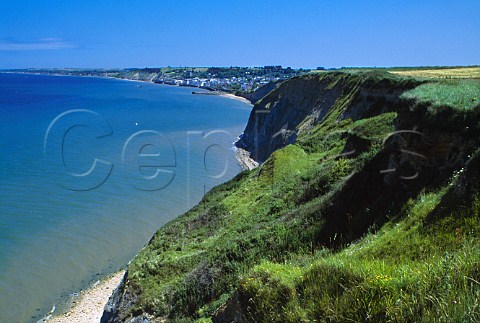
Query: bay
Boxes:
[{"xmin": 0, "ymin": 73, "xmax": 251, "ymax": 322}]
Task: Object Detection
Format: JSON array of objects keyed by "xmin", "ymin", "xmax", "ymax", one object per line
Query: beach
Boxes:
[
  {"xmin": 45, "ymin": 271, "xmax": 125, "ymax": 323},
  {"xmin": 219, "ymin": 93, "xmax": 252, "ymax": 105}
]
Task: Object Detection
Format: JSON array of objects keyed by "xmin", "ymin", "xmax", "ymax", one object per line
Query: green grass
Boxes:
[
  {"xmin": 123, "ymin": 73, "xmax": 401, "ymax": 320},
  {"xmin": 125, "ymin": 142, "xmax": 337, "ymax": 318},
  {"xmin": 240, "ymin": 191, "xmax": 480, "ymax": 322},
  {"xmin": 401, "ymin": 79, "xmax": 480, "ymax": 110}
]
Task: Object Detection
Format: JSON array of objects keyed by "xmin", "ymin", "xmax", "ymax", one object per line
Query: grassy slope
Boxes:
[
  {"xmin": 120, "ymin": 71, "xmax": 480, "ymax": 322},
  {"xmin": 240, "ymin": 184, "xmax": 480, "ymax": 321}
]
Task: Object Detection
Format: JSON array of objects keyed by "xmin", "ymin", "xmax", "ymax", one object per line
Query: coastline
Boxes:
[
  {"xmin": 219, "ymin": 93, "xmax": 252, "ymax": 105},
  {"xmin": 234, "ymin": 147, "xmax": 259, "ymax": 171},
  {"xmin": 42, "ymin": 145, "xmax": 254, "ymax": 323},
  {"xmin": 3, "ymin": 71, "xmax": 253, "ymax": 321},
  {"xmin": 104, "ymin": 77, "xmax": 254, "ymax": 105},
  {"xmin": 44, "ymin": 270, "xmax": 125, "ymax": 323},
  {"xmin": 2, "ymin": 71, "xmax": 254, "ymax": 105}
]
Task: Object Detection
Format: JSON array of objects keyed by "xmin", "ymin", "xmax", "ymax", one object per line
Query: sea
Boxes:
[{"xmin": 0, "ymin": 73, "xmax": 252, "ymax": 322}]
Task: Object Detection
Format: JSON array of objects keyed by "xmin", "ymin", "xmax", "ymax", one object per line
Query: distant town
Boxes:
[{"xmin": 5, "ymin": 66, "xmax": 321, "ymax": 94}]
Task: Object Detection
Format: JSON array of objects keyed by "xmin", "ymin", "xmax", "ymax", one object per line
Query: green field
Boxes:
[{"xmin": 389, "ymin": 66, "xmax": 480, "ymax": 79}]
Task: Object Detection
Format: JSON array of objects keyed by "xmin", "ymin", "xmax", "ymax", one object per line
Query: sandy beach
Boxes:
[
  {"xmin": 45, "ymin": 271, "xmax": 125, "ymax": 323},
  {"xmin": 219, "ymin": 93, "xmax": 253, "ymax": 105}
]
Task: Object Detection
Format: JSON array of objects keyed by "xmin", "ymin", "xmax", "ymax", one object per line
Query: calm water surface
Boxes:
[{"xmin": 0, "ymin": 73, "xmax": 251, "ymax": 322}]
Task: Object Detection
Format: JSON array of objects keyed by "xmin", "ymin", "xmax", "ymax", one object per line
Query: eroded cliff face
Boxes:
[
  {"xmin": 238, "ymin": 79, "xmax": 283, "ymax": 104},
  {"xmin": 236, "ymin": 72, "xmax": 419, "ymax": 163},
  {"xmin": 310, "ymin": 103, "xmax": 480, "ymax": 248}
]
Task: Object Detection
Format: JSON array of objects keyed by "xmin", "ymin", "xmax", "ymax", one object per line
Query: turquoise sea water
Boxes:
[{"xmin": 0, "ymin": 73, "xmax": 251, "ymax": 322}]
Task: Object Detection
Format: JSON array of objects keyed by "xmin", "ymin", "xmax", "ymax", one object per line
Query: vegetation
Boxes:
[
  {"xmin": 104, "ymin": 70, "xmax": 480, "ymax": 322},
  {"xmin": 389, "ymin": 66, "xmax": 480, "ymax": 79},
  {"xmin": 401, "ymin": 79, "xmax": 480, "ymax": 110},
  {"xmin": 240, "ymin": 190, "xmax": 480, "ymax": 321}
]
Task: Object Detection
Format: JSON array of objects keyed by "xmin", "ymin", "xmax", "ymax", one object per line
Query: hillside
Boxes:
[{"xmin": 102, "ymin": 70, "xmax": 480, "ymax": 322}]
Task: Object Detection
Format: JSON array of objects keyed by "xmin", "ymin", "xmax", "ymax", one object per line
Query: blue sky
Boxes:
[{"xmin": 1, "ymin": 0, "xmax": 479, "ymax": 68}]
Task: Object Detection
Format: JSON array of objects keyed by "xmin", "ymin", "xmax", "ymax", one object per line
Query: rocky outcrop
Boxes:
[
  {"xmin": 101, "ymin": 272, "xmax": 127, "ymax": 323},
  {"xmin": 101, "ymin": 271, "xmax": 153, "ymax": 323},
  {"xmin": 235, "ymin": 72, "xmax": 419, "ymax": 163},
  {"xmin": 238, "ymin": 79, "xmax": 283, "ymax": 104}
]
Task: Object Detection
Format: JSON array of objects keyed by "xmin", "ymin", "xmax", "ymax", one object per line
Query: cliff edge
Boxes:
[{"xmin": 102, "ymin": 71, "xmax": 480, "ymax": 322}]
